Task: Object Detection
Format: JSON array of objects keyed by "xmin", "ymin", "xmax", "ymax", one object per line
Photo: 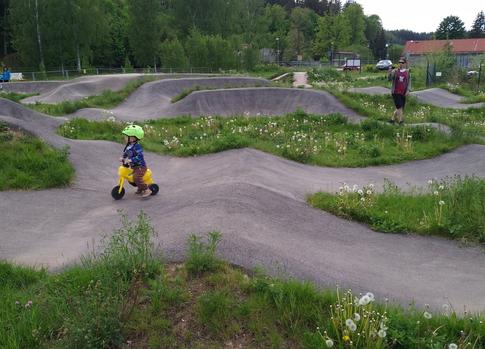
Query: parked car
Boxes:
[
  {"xmin": 376, "ymin": 60, "xmax": 392, "ymax": 70},
  {"xmin": 466, "ymin": 70, "xmax": 478, "ymax": 77}
]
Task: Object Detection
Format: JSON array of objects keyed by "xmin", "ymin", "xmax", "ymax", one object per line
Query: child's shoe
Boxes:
[{"xmin": 141, "ymin": 189, "xmax": 152, "ymax": 198}]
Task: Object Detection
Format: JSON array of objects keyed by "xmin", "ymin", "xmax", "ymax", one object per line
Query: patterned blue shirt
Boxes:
[{"xmin": 122, "ymin": 142, "xmax": 146, "ymax": 167}]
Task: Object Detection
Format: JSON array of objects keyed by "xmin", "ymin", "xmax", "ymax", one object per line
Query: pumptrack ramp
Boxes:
[
  {"xmin": 1, "ymin": 76, "xmax": 485, "ymax": 313},
  {"xmin": 68, "ymin": 77, "xmax": 363, "ymax": 122},
  {"xmin": 21, "ymin": 74, "xmax": 144, "ymax": 104}
]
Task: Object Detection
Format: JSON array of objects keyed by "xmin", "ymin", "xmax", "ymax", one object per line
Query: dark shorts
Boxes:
[{"xmin": 392, "ymin": 93, "xmax": 406, "ymax": 109}]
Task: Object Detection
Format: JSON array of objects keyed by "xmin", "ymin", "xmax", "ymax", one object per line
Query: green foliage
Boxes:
[
  {"xmin": 309, "ymin": 176, "xmax": 485, "ymax": 242},
  {"xmin": 0, "ymin": 125, "xmax": 74, "ymax": 190},
  {"xmin": 122, "ymin": 56, "xmax": 134, "ymax": 73},
  {"xmin": 1, "ymin": 219, "xmax": 484, "ymax": 348},
  {"xmin": 60, "ymin": 110, "xmax": 463, "ymax": 168},
  {"xmin": 328, "ymin": 90, "xmax": 485, "ymax": 138},
  {"xmin": 342, "ymin": 2, "xmax": 367, "ymax": 46},
  {"xmin": 436, "ymin": 15, "xmax": 466, "ymax": 39},
  {"xmin": 470, "ymin": 11, "xmax": 485, "ymax": 38},
  {"xmin": 185, "ymin": 232, "xmax": 222, "ymax": 277},
  {"xmin": 196, "ymin": 291, "xmax": 238, "ymax": 337},
  {"xmin": 127, "ymin": 0, "xmax": 162, "ymax": 67},
  {"xmin": 0, "ymin": 91, "xmax": 38, "ymax": 103},
  {"xmin": 313, "ymin": 14, "xmax": 350, "ymax": 58},
  {"xmin": 0, "ymin": 212, "xmax": 159, "ymax": 348},
  {"xmin": 0, "ymin": 262, "xmax": 46, "ymax": 290},
  {"xmin": 160, "ymin": 38, "xmax": 188, "ymax": 70}
]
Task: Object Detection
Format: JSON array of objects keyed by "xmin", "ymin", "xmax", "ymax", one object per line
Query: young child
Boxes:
[{"xmin": 120, "ymin": 124, "xmax": 151, "ymax": 198}]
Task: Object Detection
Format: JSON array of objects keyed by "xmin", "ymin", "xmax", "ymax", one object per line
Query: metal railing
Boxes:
[{"xmin": 12, "ymin": 66, "xmax": 224, "ymax": 81}]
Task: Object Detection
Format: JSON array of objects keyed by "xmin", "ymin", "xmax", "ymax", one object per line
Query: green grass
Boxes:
[
  {"xmin": 438, "ymin": 82, "xmax": 485, "ymax": 103},
  {"xmin": 58, "ymin": 111, "xmax": 464, "ymax": 168},
  {"xmin": 0, "ymin": 211, "xmax": 159, "ymax": 349},
  {"xmin": 327, "ymin": 90, "xmax": 485, "ymax": 139},
  {"xmin": 0, "ymin": 123, "xmax": 74, "ymax": 190},
  {"xmin": 248, "ymin": 63, "xmax": 292, "ymax": 80},
  {"xmin": 308, "ymin": 176, "xmax": 485, "ymax": 243},
  {"xmin": 2, "ymin": 213, "xmax": 483, "ymax": 348},
  {"xmin": 28, "ymin": 76, "xmax": 157, "ymax": 116},
  {"xmin": 171, "ymin": 83, "xmax": 267, "ymax": 103},
  {"xmin": 0, "ymin": 91, "xmax": 38, "ymax": 103},
  {"xmin": 308, "ymin": 67, "xmax": 397, "ymax": 89}
]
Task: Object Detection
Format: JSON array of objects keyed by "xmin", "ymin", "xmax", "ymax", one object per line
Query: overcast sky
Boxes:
[{"xmin": 355, "ymin": 0, "xmax": 483, "ymax": 33}]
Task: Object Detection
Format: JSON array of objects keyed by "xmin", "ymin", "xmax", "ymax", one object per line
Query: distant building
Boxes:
[{"xmin": 403, "ymin": 38, "xmax": 485, "ymax": 67}]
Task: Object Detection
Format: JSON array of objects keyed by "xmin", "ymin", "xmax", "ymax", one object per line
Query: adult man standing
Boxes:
[{"xmin": 388, "ymin": 58, "xmax": 411, "ymax": 125}]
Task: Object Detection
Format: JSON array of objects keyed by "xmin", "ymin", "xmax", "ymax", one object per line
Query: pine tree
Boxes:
[
  {"xmin": 435, "ymin": 15, "xmax": 466, "ymax": 40},
  {"xmin": 470, "ymin": 11, "xmax": 485, "ymax": 38}
]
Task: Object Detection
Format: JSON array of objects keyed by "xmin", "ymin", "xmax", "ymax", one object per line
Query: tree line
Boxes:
[{"xmin": 0, "ymin": 0, "xmax": 484, "ymax": 71}]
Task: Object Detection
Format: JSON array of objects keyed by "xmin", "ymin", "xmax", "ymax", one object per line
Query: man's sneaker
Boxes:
[
  {"xmin": 388, "ymin": 119, "xmax": 395, "ymax": 124},
  {"xmin": 141, "ymin": 190, "xmax": 152, "ymax": 198},
  {"xmin": 398, "ymin": 120, "xmax": 404, "ymax": 125}
]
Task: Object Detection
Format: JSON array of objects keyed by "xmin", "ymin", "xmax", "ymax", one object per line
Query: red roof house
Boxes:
[{"xmin": 403, "ymin": 38, "xmax": 485, "ymax": 67}]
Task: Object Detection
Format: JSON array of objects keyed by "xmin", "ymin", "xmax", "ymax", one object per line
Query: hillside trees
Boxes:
[
  {"xmin": 127, "ymin": 0, "xmax": 163, "ymax": 68},
  {"xmin": 5, "ymin": 0, "xmax": 440, "ymax": 70}
]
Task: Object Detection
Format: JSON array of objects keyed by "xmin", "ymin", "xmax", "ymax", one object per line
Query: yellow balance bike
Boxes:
[{"xmin": 111, "ymin": 160, "xmax": 159, "ymax": 200}]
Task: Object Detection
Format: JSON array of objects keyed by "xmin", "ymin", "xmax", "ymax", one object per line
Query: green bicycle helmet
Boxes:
[{"xmin": 122, "ymin": 124, "xmax": 144, "ymax": 140}]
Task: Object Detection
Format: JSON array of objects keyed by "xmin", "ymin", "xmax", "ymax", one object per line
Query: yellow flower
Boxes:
[{"xmin": 343, "ymin": 335, "xmax": 350, "ymax": 342}]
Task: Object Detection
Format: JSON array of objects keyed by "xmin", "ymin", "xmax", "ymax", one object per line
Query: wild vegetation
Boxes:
[
  {"xmin": 1, "ymin": 212, "xmax": 483, "ymax": 348},
  {"xmin": 309, "ymin": 176, "xmax": 485, "ymax": 243},
  {"xmin": 0, "ymin": 122, "xmax": 73, "ymax": 190},
  {"xmin": 58, "ymin": 111, "xmax": 463, "ymax": 168}
]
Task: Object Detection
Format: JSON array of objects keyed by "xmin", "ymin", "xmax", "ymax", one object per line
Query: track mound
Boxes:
[
  {"xmin": 21, "ymin": 74, "xmax": 144, "ymax": 104},
  {"xmin": 166, "ymin": 87, "xmax": 364, "ymax": 122},
  {"xmin": 70, "ymin": 77, "xmax": 271, "ymax": 120}
]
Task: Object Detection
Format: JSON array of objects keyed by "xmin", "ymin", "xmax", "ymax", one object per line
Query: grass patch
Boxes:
[
  {"xmin": 171, "ymin": 83, "xmax": 267, "ymax": 103},
  {"xmin": 0, "ymin": 91, "xmax": 38, "ymax": 103},
  {"xmin": 438, "ymin": 83, "xmax": 485, "ymax": 103},
  {"xmin": 1, "ymin": 214, "xmax": 484, "ymax": 348},
  {"xmin": 0, "ymin": 211, "xmax": 159, "ymax": 349},
  {"xmin": 249, "ymin": 63, "xmax": 292, "ymax": 80},
  {"xmin": 327, "ymin": 90, "xmax": 485, "ymax": 139},
  {"xmin": 58, "ymin": 110, "xmax": 463, "ymax": 167},
  {"xmin": 309, "ymin": 67, "xmax": 393, "ymax": 89},
  {"xmin": 185, "ymin": 232, "xmax": 222, "ymax": 277},
  {"xmin": 28, "ymin": 76, "xmax": 157, "ymax": 116},
  {"xmin": 308, "ymin": 176, "xmax": 485, "ymax": 243},
  {"xmin": 0, "ymin": 123, "xmax": 74, "ymax": 190}
]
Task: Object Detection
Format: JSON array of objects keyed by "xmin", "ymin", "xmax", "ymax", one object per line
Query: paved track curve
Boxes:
[{"xmin": 1, "ymin": 76, "xmax": 485, "ymax": 313}]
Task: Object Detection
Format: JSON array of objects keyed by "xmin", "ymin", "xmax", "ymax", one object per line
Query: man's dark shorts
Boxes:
[{"xmin": 392, "ymin": 93, "xmax": 406, "ymax": 109}]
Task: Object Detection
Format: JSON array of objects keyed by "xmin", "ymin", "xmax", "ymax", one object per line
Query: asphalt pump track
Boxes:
[{"xmin": 1, "ymin": 75, "xmax": 485, "ymax": 313}]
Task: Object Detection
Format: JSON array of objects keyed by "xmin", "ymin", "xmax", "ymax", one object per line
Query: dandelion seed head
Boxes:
[{"xmin": 377, "ymin": 329, "xmax": 387, "ymax": 338}]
